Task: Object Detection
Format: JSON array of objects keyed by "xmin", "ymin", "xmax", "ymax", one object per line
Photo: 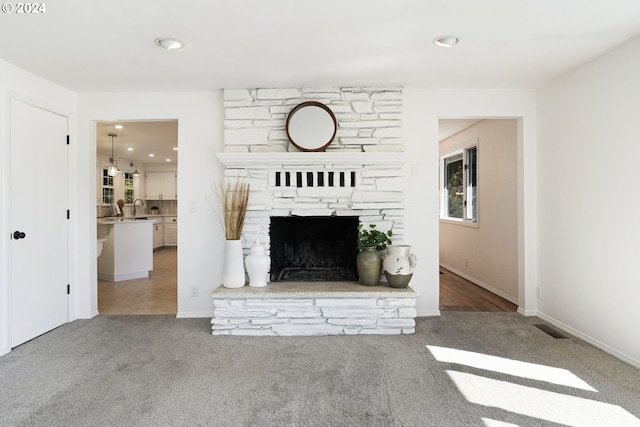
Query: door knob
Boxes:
[{"xmin": 13, "ymin": 231, "xmax": 26, "ymax": 240}]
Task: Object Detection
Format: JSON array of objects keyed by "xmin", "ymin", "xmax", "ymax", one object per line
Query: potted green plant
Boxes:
[{"xmin": 356, "ymin": 224, "xmax": 392, "ymax": 286}]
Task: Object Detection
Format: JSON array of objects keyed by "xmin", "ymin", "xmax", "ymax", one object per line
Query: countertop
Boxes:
[
  {"xmin": 97, "ymin": 214, "xmax": 177, "ymax": 224},
  {"xmin": 97, "ymin": 217, "xmax": 158, "ymax": 224}
]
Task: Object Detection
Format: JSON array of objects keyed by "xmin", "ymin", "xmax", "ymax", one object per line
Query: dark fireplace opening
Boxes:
[{"xmin": 270, "ymin": 216, "xmax": 359, "ymax": 281}]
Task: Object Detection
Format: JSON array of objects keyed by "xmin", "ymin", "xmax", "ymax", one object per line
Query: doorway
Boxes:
[
  {"xmin": 438, "ymin": 119, "xmax": 519, "ymax": 311},
  {"xmin": 96, "ymin": 120, "xmax": 178, "ymax": 315}
]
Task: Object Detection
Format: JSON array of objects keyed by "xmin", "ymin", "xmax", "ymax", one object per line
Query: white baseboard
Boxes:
[
  {"xmin": 176, "ymin": 311, "xmax": 214, "ymax": 319},
  {"xmin": 536, "ymin": 312, "xmax": 640, "ymax": 370},
  {"xmin": 74, "ymin": 310, "xmax": 99, "ymax": 320},
  {"xmin": 417, "ymin": 309, "xmax": 441, "ymax": 317},
  {"xmin": 517, "ymin": 307, "xmax": 537, "ymax": 316},
  {"xmin": 439, "ymin": 263, "xmax": 519, "ymax": 305}
]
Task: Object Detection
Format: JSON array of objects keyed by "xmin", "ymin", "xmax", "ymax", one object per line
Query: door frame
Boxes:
[
  {"xmin": 437, "ymin": 117, "xmax": 522, "ymax": 310},
  {"xmin": 93, "ymin": 118, "xmax": 179, "ymax": 314},
  {"xmin": 0, "ymin": 91, "xmax": 74, "ymax": 355}
]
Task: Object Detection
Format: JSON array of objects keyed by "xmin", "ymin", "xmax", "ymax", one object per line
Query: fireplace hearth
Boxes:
[{"xmin": 270, "ymin": 216, "xmax": 359, "ymax": 281}]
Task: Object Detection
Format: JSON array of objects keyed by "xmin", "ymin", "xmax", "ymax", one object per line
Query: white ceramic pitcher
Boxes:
[
  {"xmin": 383, "ymin": 245, "xmax": 417, "ymax": 279},
  {"xmin": 382, "ymin": 245, "xmax": 417, "ymax": 288}
]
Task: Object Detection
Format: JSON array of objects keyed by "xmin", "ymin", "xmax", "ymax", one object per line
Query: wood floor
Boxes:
[
  {"xmin": 439, "ymin": 267, "xmax": 517, "ymax": 312},
  {"xmin": 98, "ymin": 248, "xmax": 177, "ymax": 315},
  {"xmin": 99, "ymin": 252, "xmax": 516, "ymax": 315}
]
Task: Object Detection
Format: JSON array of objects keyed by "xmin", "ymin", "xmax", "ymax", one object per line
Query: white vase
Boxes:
[
  {"xmin": 222, "ymin": 239, "xmax": 245, "ymax": 288},
  {"xmin": 245, "ymin": 241, "xmax": 270, "ymax": 288},
  {"xmin": 382, "ymin": 245, "xmax": 417, "ymax": 288}
]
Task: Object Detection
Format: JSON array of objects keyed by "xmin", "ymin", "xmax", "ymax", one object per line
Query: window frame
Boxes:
[
  {"xmin": 101, "ymin": 166, "xmax": 115, "ymax": 205},
  {"xmin": 123, "ymin": 171, "xmax": 135, "ymax": 205},
  {"xmin": 440, "ymin": 141, "xmax": 479, "ymax": 226}
]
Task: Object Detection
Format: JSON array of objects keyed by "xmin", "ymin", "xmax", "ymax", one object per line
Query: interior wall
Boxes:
[
  {"xmin": 402, "ymin": 89, "xmax": 537, "ymax": 317},
  {"xmin": 0, "ymin": 59, "xmax": 78, "ymax": 356},
  {"xmin": 439, "ymin": 119, "xmax": 519, "ymax": 303},
  {"xmin": 537, "ymin": 35, "xmax": 640, "ymax": 367},
  {"xmin": 77, "ymin": 91, "xmax": 224, "ymax": 318}
]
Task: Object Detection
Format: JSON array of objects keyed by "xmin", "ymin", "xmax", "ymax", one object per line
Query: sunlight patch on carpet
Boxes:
[
  {"xmin": 447, "ymin": 371, "xmax": 640, "ymax": 427},
  {"xmin": 427, "ymin": 345, "xmax": 595, "ymax": 391}
]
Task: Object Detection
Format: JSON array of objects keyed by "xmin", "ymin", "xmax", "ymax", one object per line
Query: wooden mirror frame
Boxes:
[{"xmin": 285, "ymin": 101, "xmax": 337, "ymax": 152}]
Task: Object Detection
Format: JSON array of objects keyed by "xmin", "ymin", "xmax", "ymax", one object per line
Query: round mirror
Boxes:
[{"xmin": 286, "ymin": 101, "xmax": 337, "ymax": 152}]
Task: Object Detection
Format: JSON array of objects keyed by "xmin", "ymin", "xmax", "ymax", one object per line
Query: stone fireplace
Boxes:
[{"xmin": 211, "ymin": 87, "xmax": 416, "ymax": 336}]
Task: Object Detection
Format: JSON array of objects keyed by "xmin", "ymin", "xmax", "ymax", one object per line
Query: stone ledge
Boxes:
[{"xmin": 210, "ymin": 281, "xmax": 416, "ymax": 299}]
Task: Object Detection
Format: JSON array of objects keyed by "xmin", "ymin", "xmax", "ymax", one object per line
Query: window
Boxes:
[
  {"xmin": 443, "ymin": 152, "xmax": 464, "ymax": 219},
  {"xmin": 124, "ymin": 172, "xmax": 134, "ymax": 204},
  {"xmin": 441, "ymin": 144, "xmax": 477, "ymax": 222},
  {"xmin": 101, "ymin": 168, "xmax": 114, "ymax": 205}
]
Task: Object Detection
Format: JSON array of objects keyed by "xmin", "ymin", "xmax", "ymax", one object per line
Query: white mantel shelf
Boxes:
[{"xmin": 216, "ymin": 151, "xmax": 407, "ymax": 167}]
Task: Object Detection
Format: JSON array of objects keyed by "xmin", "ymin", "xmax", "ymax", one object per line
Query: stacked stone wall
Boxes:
[
  {"xmin": 223, "ymin": 87, "xmax": 403, "ymax": 153},
  {"xmin": 220, "ymin": 87, "xmax": 406, "ymax": 251}
]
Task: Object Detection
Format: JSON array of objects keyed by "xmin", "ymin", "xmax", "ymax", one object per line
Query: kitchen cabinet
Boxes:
[
  {"xmin": 152, "ymin": 217, "xmax": 163, "ymax": 249},
  {"xmin": 163, "ymin": 216, "xmax": 178, "ymax": 246},
  {"xmin": 146, "ymin": 173, "xmax": 177, "ymax": 200}
]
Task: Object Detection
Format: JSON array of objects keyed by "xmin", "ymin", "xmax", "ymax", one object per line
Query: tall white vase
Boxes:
[
  {"xmin": 222, "ymin": 239, "xmax": 245, "ymax": 288},
  {"xmin": 245, "ymin": 241, "xmax": 270, "ymax": 288}
]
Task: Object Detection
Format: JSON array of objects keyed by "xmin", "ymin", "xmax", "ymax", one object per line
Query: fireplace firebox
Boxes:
[{"xmin": 270, "ymin": 216, "xmax": 359, "ymax": 281}]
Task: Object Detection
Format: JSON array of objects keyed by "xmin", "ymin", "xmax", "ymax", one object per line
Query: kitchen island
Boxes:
[{"xmin": 97, "ymin": 218, "xmax": 155, "ymax": 281}]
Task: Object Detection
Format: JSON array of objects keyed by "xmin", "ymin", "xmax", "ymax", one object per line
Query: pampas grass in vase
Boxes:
[
  {"xmin": 216, "ymin": 179, "xmax": 250, "ymax": 288},
  {"xmin": 219, "ymin": 179, "xmax": 250, "ymax": 240}
]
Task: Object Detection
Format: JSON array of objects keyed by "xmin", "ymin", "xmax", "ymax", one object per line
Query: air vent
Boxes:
[{"xmin": 534, "ymin": 324, "xmax": 569, "ymax": 339}]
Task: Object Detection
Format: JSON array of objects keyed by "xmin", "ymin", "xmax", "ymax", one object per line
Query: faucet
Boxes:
[{"xmin": 133, "ymin": 199, "xmax": 144, "ymax": 216}]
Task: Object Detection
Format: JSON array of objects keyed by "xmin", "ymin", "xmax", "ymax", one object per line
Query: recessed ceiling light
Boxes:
[
  {"xmin": 149, "ymin": 154, "xmax": 155, "ymax": 157},
  {"xmin": 433, "ymin": 35, "xmax": 461, "ymax": 48},
  {"xmin": 173, "ymin": 147, "xmax": 178, "ymax": 151},
  {"xmin": 127, "ymin": 147, "xmax": 133, "ymax": 151},
  {"xmin": 154, "ymin": 38, "xmax": 184, "ymax": 50},
  {"xmin": 115, "ymin": 124, "xmax": 123, "ymax": 129},
  {"xmin": 165, "ymin": 159, "xmax": 171, "ymax": 162}
]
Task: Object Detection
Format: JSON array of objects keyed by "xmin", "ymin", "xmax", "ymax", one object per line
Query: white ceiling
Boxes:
[
  {"xmin": 97, "ymin": 121, "xmax": 178, "ymax": 165},
  {"xmin": 3, "ymin": 1, "xmax": 640, "ymax": 157},
  {"xmin": 439, "ymin": 119, "xmax": 482, "ymax": 141},
  {"xmin": 1, "ymin": 1, "xmax": 640, "ymax": 92}
]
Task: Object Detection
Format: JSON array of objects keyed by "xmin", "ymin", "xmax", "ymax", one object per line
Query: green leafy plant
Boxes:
[{"xmin": 357, "ymin": 223, "xmax": 392, "ymax": 251}]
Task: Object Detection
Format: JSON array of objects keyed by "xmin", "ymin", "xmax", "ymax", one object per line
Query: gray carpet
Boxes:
[{"xmin": 1, "ymin": 313, "xmax": 638, "ymax": 426}]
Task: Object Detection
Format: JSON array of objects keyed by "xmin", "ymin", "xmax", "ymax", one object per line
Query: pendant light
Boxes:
[
  {"xmin": 108, "ymin": 134, "xmax": 119, "ymax": 176},
  {"xmin": 130, "ymin": 162, "xmax": 140, "ymax": 176}
]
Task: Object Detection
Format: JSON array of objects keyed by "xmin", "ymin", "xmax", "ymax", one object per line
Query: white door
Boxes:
[{"xmin": 10, "ymin": 99, "xmax": 69, "ymax": 347}]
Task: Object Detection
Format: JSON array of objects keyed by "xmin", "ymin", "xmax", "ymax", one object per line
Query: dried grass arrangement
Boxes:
[{"xmin": 215, "ymin": 179, "xmax": 250, "ymax": 240}]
